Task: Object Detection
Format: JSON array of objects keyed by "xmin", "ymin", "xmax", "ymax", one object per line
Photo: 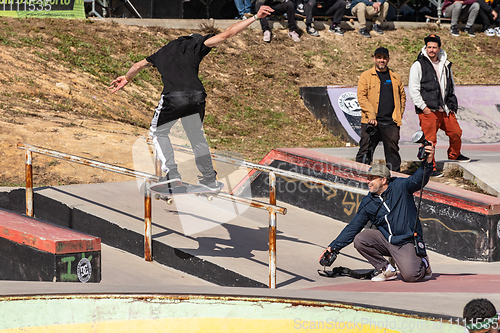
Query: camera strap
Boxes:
[
  {"xmin": 413, "ymin": 162, "xmax": 428, "ymax": 257},
  {"xmin": 318, "ymin": 266, "xmax": 374, "ymax": 279},
  {"xmin": 367, "ymin": 192, "xmax": 387, "ymax": 228}
]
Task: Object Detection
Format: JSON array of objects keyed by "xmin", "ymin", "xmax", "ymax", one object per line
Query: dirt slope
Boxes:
[{"xmin": 1, "ymin": 17, "xmax": 499, "ymax": 187}]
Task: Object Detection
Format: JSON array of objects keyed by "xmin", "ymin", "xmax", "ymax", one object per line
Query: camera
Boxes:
[
  {"xmin": 412, "ymin": 130, "xmax": 432, "ymax": 160},
  {"xmin": 366, "ymin": 124, "xmax": 377, "ymax": 136},
  {"xmin": 413, "ymin": 237, "xmax": 427, "ymax": 258},
  {"xmin": 319, "ymin": 249, "xmax": 338, "ymax": 267}
]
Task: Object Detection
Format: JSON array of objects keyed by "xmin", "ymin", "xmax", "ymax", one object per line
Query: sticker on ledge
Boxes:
[{"xmin": 77, "ymin": 258, "xmax": 92, "ymax": 283}]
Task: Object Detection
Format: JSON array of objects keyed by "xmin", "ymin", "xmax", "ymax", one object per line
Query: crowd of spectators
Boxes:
[{"xmin": 234, "ymin": 0, "xmax": 500, "ymax": 42}]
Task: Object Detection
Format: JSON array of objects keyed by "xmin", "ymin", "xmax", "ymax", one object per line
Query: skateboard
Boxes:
[
  {"xmin": 149, "ymin": 181, "xmax": 224, "ymax": 205},
  {"xmin": 425, "ymin": 15, "xmax": 451, "ymax": 24},
  {"xmin": 295, "ymin": 13, "xmax": 336, "ymax": 21}
]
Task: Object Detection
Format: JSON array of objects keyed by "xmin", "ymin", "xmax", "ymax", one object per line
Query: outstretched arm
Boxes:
[
  {"xmin": 405, "ymin": 144, "xmax": 435, "ymax": 193},
  {"xmin": 109, "ymin": 59, "xmax": 152, "ymax": 93},
  {"xmin": 204, "ymin": 6, "xmax": 274, "ymax": 48}
]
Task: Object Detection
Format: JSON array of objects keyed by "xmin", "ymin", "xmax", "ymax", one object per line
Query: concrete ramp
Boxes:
[
  {"xmin": 300, "ymin": 85, "xmax": 500, "ymax": 144},
  {"xmin": 0, "ymin": 294, "xmax": 462, "ymax": 333}
]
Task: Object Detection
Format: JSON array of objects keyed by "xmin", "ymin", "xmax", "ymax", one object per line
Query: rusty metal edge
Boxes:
[{"xmin": 0, "ymin": 293, "xmax": 456, "ymax": 324}]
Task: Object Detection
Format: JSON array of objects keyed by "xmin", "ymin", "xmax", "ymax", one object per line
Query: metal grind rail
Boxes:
[
  {"xmin": 170, "ymin": 143, "xmax": 368, "ymax": 197},
  {"xmin": 17, "ymin": 143, "xmax": 285, "ymax": 287},
  {"xmin": 18, "ymin": 142, "xmax": 367, "ymax": 289}
]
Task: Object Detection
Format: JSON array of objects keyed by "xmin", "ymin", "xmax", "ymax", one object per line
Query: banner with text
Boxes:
[{"xmin": 0, "ymin": 0, "xmax": 85, "ymax": 19}]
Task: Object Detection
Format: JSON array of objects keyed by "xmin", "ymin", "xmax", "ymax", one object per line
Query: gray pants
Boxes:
[
  {"xmin": 150, "ymin": 91, "xmax": 216, "ymax": 179},
  {"xmin": 353, "ymin": 229, "xmax": 426, "ymax": 282},
  {"xmin": 444, "ymin": 1, "xmax": 480, "ymax": 28}
]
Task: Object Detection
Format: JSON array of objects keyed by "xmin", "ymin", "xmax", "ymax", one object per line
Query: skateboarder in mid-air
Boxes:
[{"xmin": 109, "ymin": 5, "xmax": 274, "ymax": 191}]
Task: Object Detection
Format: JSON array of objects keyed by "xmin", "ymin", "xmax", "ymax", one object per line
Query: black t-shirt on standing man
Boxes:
[
  {"xmin": 146, "ymin": 33, "xmax": 215, "ymax": 95},
  {"xmin": 376, "ymin": 70, "xmax": 395, "ymax": 125}
]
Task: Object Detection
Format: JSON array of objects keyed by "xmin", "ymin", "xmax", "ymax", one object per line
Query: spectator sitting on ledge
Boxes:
[
  {"xmin": 304, "ymin": 0, "xmax": 347, "ymax": 37},
  {"xmin": 255, "ymin": 0, "xmax": 302, "ymax": 43},
  {"xmin": 350, "ymin": 0, "xmax": 389, "ymax": 38}
]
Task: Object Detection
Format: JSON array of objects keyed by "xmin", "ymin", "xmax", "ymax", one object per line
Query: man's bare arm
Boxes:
[
  {"xmin": 109, "ymin": 59, "xmax": 152, "ymax": 93},
  {"xmin": 204, "ymin": 6, "xmax": 274, "ymax": 48}
]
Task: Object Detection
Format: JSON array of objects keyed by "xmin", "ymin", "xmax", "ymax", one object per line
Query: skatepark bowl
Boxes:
[{"xmin": 0, "ymin": 294, "xmax": 464, "ymax": 333}]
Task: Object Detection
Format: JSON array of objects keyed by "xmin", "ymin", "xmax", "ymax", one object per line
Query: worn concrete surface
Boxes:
[{"xmin": 1, "ymin": 168, "xmax": 500, "ymax": 318}]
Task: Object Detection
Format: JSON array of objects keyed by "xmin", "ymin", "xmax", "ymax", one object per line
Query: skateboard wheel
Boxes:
[
  {"xmin": 207, "ymin": 195, "xmax": 213, "ymax": 201},
  {"xmin": 166, "ymin": 198, "xmax": 173, "ymax": 205}
]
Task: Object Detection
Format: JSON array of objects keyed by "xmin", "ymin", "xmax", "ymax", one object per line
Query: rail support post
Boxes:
[
  {"xmin": 144, "ymin": 180, "xmax": 153, "ymax": 262},
  {"xmin": 154, "ymin": 150, "xmax": 162, "ymax": 177},
  {"xmin": 25, "ymin": 149, "xmax": 34, "ymax": 217},
  {"xmin": 269, "ymin": 171, "xmax": 277, "ymax": 289}
]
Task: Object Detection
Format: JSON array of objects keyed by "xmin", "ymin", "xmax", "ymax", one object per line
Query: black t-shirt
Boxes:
[
  {"xmin": 376, "ymin": 70, "xmax": 395, "ymax": 125},
  {"xmin": 146, "ymin": 33, "xmax": 215, "ymax": 95}
]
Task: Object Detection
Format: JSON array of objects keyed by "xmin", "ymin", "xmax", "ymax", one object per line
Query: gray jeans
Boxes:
[
  {"xmin": 444, "ymin": 1, "xmax": 480, "ymax": 27},
  {"xmin": 353, "ymin": 229, "xmax": 426, "ymax": 282},
  {"xmin": 150, "ymin": 91, "xmax": 216, "ymax": 179}
]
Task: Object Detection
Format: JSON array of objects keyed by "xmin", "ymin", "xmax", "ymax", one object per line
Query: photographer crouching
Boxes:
[{"xmin": 319, "ymin": 143, "xmax": 435, "ymax": 282}]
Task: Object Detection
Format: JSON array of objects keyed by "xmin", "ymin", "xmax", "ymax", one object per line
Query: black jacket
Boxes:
[
  {"xmin": 478, "ymin": 0, "xmax": 500, "ymax": 16},
  {"xmin": 414, "ymin": 52, "xmax": 458, "ymax": 114},
  {"xmin": 329, "ymin": 161, "xmax": 433, "ymax": 254}
]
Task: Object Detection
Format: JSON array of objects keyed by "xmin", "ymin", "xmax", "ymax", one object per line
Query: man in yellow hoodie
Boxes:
[{"xmin": 355, "ymin": 47, "xmax": 406, "ymax": 172}]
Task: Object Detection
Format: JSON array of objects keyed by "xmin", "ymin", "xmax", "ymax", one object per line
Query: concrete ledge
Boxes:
[
  {"xmin": 0, "ymin": 208, "xmax": 101, "ymax": 282},
  {"xmin": 102, "ymin": 17, "xmax": 460, "ymax": 31},
  {"xmin": 0, "ymin": 208, "xmax": 100, "ymax": 254},
  {"xmin": 0, "ymin": 189, "xmax": 266, "ymax": 288},
  {"xmin": 233, "ymin": 148, "xmax": 500, "ymax": 261}
]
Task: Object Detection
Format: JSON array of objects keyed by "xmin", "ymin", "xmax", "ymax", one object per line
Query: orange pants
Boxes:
[{"xmin": 418, "ymin": 111, "xmax": 463, "ymax": 169}]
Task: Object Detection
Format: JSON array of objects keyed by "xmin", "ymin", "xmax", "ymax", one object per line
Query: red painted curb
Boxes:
[
  {"xmin": 0, "ymin": 209, "xmax": 100, "ymax": 254},
  {"xmin": 233, "ymin": 148, "xmax": 500, "ymax": 215},
  {"xmin": 277, "ymin": 148, "xmax": 500, "ymax": 215}
]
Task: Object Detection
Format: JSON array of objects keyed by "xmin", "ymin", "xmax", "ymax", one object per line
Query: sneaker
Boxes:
[
  {"xmin": 297, "ymin": 3, "xmax": 305, "ymax": 13},
  {"xmin": 421, "ymin": 256, "xmax": 432, "ymax": 281},
  {"xmin": 288, "ymin": 30, "xmax": 300, "ymax": 42},
  {"xmin": 306, "ymin": 26, "xmax": 319, "ymax": 37},
  {"xmin": 359, "ymin": 28, "xmax": 371, "ymax": 38},
  {"xmin": 371, "ymin": 267, "xmax": 397, "ymax": 282},
  {"xmin": 464, "ymin": 26, "xmax": 475, "ymax": 37},
  {"xmin": 454, "ymin": 154, "xmax": 471, "ymax": 162},
  {"xmin": 263, "ymin": 30, "xmax": 271, "ymax": 43},
  {"xmin": 328, "ymin": 25, "xmax": 344, "ymax": 36},
  {"xmin": 154, "ymin": 170, "xmax": 182, "ymax": 192},
  {"xmin": 495, "ymin": 27, "xmax": 500, "ymax": 36},
  {"xmin": 372, "ymin": 24, "xmax": 384, "ymax": 34},
  {"xmin": 388, "ymin": 257, "xmax": 399, "ymax": 273},
  {"xmin": 449, "ymin": 25, "xmax": 460, "ymax": 37},
  {"xmin": 197, "ymin": 177, "xmax": 224, "ymax": 191},
  {"xmin": 430, "ymin": 170, "xmax": 443, "ymax": 178},
  {"xmin": 485, "ymin": 28, "xmax": 496, "ymax": 36}
]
